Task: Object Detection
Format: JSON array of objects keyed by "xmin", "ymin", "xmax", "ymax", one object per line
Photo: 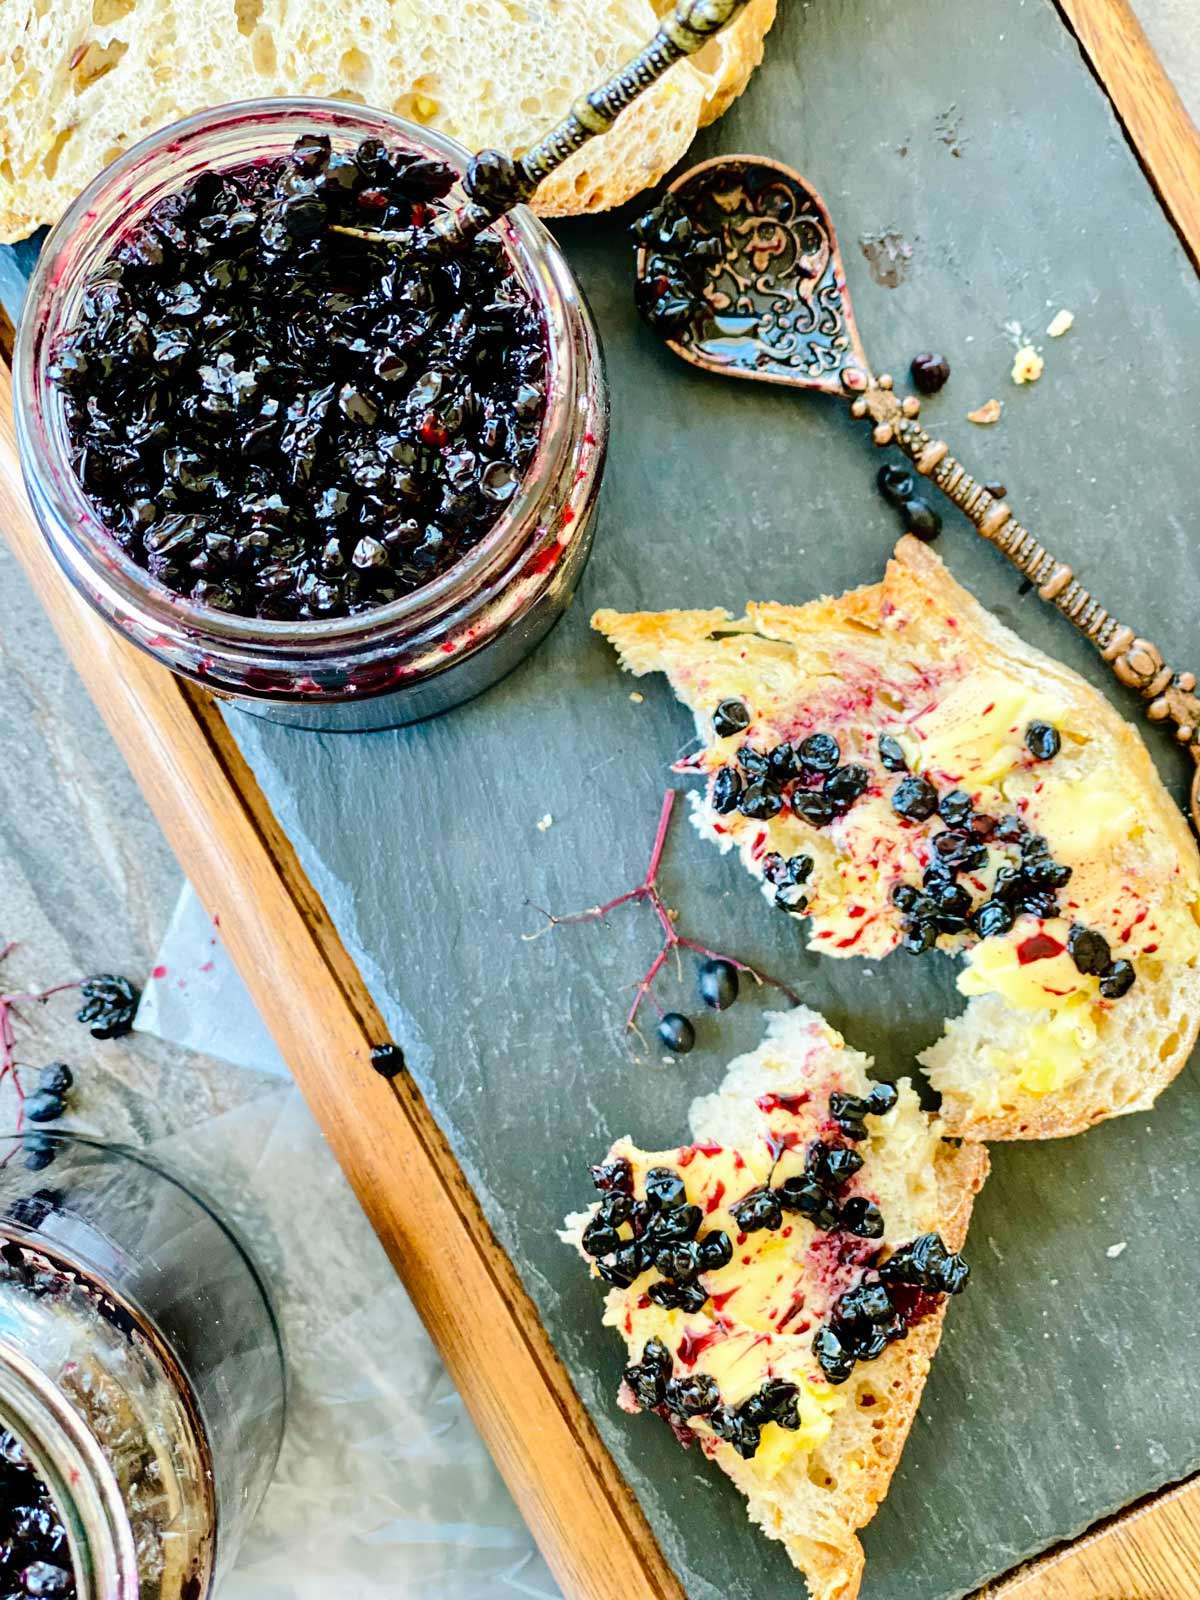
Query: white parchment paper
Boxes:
[{"xmin": 136, "ymin": 884, "xmax": 561, "ymax": 1600}]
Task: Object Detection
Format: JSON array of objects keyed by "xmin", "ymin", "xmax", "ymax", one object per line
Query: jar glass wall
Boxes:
[
  {"xmin": 0, "ymin": 1133, "xmax": 285, "ymax": 1598},
  {"xmin": 15, "ymin": 100, "xmax": 608, "ymax": 732}
]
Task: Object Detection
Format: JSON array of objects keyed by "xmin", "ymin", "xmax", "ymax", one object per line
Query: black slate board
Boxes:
[
  {"xmin": 224, "ymin": 3, "xmax": 1200, "ymax": 1596},
  {"xmin": 13, "ymin": 0, "xmax": 1200, "ymax": 1595}
]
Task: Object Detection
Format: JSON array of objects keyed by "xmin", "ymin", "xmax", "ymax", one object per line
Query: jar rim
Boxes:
[{"xmin": 14, "ymin": 97, "xmax": 597, "ymax": 655}]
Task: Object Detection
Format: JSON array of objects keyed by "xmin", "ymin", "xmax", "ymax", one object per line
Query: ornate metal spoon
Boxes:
[
  {"xmin": 634, "ymin": 154, "xmax": 1200, "ymax": 831},
  {"xmin": 333, "ymin": 0, "xmax": 753, "ymax": 255}
]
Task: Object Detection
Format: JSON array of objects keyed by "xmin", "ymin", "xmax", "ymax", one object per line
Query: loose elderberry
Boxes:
[
  {"xmin": 878, "ymin": 735, "xmax": 909, "ymax": 772},
  {"xmin": 1099, "ymin": 960, "xmax": 1136, "ymax": 999},
  {"xmin": 1067, "ymin": 925, "xmax": 1111, "ymax": 976},
  {"xmin": 891, "ymin": 775, "xmax": 939, "ymax": 822},
  {"xmin": 697, "ymin": 959, "xmax": 739, "ymax": 1011},
  {"xmin": 910, "ymin": 352, "xmax": 951, "ymax": 394},
  {"xmin": 37, "ymin": 1064, "xmax": 73, "ymax": 1097},
  {"xmin": 1025, "ymin": 722, "xmax": 1062, "ymax": 761},
  {"xmin": 730, "ymin": 1188, "xmax": 783, "ymax": 1233},
  {"xmin": 76, "ymin": 975, "xmax": 139, "ymax": 1039},
  {"xmin": 712, "ymin": 699, "xmax": 750, "ymax": 738},
  {"xmin": 658, "ymin": 1013, "xmax": 696, "ymax": 1054},
  {"xmin": 799, "ymin": 733, "xmax": 840, "ymax": 773}
]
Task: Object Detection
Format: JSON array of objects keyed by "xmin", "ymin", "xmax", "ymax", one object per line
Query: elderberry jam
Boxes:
[
  {"xmin": 0, "ymin": 1434, "xmax": 74, "ymax": 1597},
  {"xmin": 17, "ymin": 101, "xmax": 607, "ymax": 732},
  {"xmin": 50, "ymin": 136, "xmax": 548, "ymax": 622}
]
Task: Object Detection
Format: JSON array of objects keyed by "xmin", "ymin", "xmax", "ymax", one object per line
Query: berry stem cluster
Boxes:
[{"xmin": 527, "ymin": 789, "xmax": 800, "ymax": 1042}]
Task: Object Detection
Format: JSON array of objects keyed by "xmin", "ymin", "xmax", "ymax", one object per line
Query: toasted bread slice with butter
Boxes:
[
  {"xmin": 594, "ymin": 537, "xmax": 1200, "ymax": 1141},
  {"xmin": 0, "ymin": 0, "xmax": 776, "ymax": 242},
  {"xmin": 563, "ymin": 1007, "xmax": 988, "ymax": 1600}
]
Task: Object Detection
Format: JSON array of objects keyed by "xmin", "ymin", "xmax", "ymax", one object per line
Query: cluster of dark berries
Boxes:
[
  {"xmin": 813, "ymin": 1232, "xmax": 969, "ymax": 1385},
  {"xmin": 874, "ymin": 353, "xmax": 952, "ymax": 537},
  {"xmin": 893, "ymin": 809, "xmax": 1070, "ymax": 952},
  {"xmin": 23, "ymin": 1064, "xmax": 74, "ymax": 1144},
  {"xmin": 621, "ymin": 1335, "xmax": 674, "ymax": 1409},
  {"xmin": 1067, "ymin": 924, "xmax": 1136, "ymax": 998},
  {"xmin": 829, "ymin": 1083, "xmax": 900, "ymax": 1140},
  {"xmin": 891, "ymin": 791, "xmax": 1134, "ymax": 992},
  {"xmin": 711, "ymin": 714, "xmax": 871, "ymax": 834},
  {"xmin": 630, "ymin": 192, "xmax": 718, "ymax": 337},
  {"xmin": 731, "ymin": 1088, "xmax": 896, "ymax": 1240},
  {"xmin": 580, "ymin": 1160, "xmax": 731, "ymax": 1311},
  {"xmin": 657, "ymin": 957, "xmax": 741, "ymax": 1056},
  {"xmin": 886, "ymin": 733, "xmax": 1092, "ymax": 952},
  {"xmin": 623, "ymin": 1338, "xmax": 725, "ymax": 1423},
  {"xmin": 50, "ymin": 133, "xmax": 546, "ymax": 622},
  {"xmin": 762, "ymin": 851, "xmax": 815, "ymax": 916},
  {"xmin": 621, "ymin": 1337, "xmax": 802, "ymax": 1461},
  {"xmin": 0, "ymin": 1429, "xmax": 75, "ymax": 1597},
  {"xmin": 877, "ymin": 462, "xmax": 942, "ymax": 541},
  {"xmin": 706, "ymin": 1379, "xmax": 804, "ymax": 1460},
  {"xmin": 76, "ymin": 974, "xmax": 139, "ymax": 1039}
]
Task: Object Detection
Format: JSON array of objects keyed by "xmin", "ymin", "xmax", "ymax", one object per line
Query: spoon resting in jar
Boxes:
[
  {"xmin": 332, "ymin": 0, "xmax": 756, "ymax": 257},
  {"xmin": 632, "ymin": 153, "xmax": 1200, "ymax": 835}
]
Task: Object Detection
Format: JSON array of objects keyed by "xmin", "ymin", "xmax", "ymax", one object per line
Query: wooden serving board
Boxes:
[{"xmin": 3, "ymin": 2, "xmax": 1200, "ymax": 1597}]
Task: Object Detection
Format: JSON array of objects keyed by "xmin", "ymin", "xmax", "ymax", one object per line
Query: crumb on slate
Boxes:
[
  {"xmin": 968, "ymin": 398, "xmax": 1003, "ymax": 425},
  {"xmin": 536, "ymin": 813, "xmax": 553, "ymax": 832},
  {"xmin": 629, "ymin": 692, "xmax": 644, "ymax": 704},
  {"xmin": 1011, "ymin": 345, "xmax": 1044, "ymax": 385},
  {"xmin": 1046, "ymin": 308, "xmax": 1074, "ymax": 337},
  {"xmin": 1106, "ymin": 1241, "xmax": 1127, "ymax": 1259}
]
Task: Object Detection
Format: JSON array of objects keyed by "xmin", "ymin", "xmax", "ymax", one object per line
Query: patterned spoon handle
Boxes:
[
  {"xmin": 850, "ymin": 374, "xmax": 1200, "ymax": 827},
  {"xmin": 336, "ymin": 0, "xmax": 753, "ymax": 252}
]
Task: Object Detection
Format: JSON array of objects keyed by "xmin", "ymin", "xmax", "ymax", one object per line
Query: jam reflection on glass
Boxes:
[
  {"xmin": 48, "ymin": 133, "xmax": 548, "ymax": 622},
  {"xmin": 0, "ymin": 1430, "xmax": 74, "ymax": 1598}
]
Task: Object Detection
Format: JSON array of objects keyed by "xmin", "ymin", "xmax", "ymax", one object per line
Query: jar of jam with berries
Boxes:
[
  {"xmin": 15, "ymin": 100, "xmax": 607, "ymax": 731},
  {"xmin": 0, "ymin": 1132, "xmax": 285, "ymax": 1598}
]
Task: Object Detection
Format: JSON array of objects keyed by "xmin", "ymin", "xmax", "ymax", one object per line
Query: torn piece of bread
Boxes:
[
  {"xmin": 594, "ymin": 537, "xmax": 1200, "ymax": 1141},
  {"xmin": 0, "ymin": 0, "xmax": 776, "ymax": 241},
  {"xmin": 563, "ymin": 1007, "xmax": 988, "ymax": 1600}
]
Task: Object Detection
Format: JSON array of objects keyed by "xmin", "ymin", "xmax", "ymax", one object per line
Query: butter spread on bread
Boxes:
[
  {"xmin": 563, "ymin": 1007, "xmax": 987, "ymax": 1600},
  {"xmin": 594, "ymin": 537, "xmax": 1200, "ymax": 1140}
]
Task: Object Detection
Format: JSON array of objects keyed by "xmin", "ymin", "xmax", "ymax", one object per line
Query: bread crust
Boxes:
[
  {"xmin": 722, "ymin": 1138, "xmax": 988, "ymax": 1600},
  {"xmin": 593, "ymin": 536, "xmax": 1200, "ymax": 1143}
]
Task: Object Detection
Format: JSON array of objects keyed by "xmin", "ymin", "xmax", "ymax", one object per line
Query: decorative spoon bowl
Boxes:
[{"xmin": 634, "ymin": 154, "xmax": 1200, "ymax": 832}]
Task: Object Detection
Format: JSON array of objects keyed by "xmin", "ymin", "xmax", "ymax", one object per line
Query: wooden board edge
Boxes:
[
  {"xmin": 979, "ymin": 1472, "xmax": 1200, "ymax": 1599},
  {"xmin": 971, "ymin": 12, "xmax": 1200, "ymax": 1591},
  {"xmin": 0, "ymin": 372, "xmax": 685, "ymax": 1600},
  {"xmin": 1056, "ymin": 0, "xmax": 1200, "ymax": 270}
]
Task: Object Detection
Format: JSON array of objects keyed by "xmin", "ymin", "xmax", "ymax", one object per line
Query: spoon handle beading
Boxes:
[
  {"xmin": 851, "ymin": 375, "xmax": 1200, "ymax": 818},
  {"xmin": 434, "ymin": 0, "xmax": 754, "ymax": 249}
]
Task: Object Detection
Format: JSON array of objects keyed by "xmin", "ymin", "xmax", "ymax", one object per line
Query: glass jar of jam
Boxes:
[
  {"xmin": 0, "ymin": 1132, "xmax": 285, "ymax": 1598},
  {"xmin": 14, "ymin": 99, "xmax": 607, "ymax": 732}
]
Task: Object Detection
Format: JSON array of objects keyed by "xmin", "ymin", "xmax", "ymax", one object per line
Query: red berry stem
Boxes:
[{"xmin": 525, "ymin": 789, "xmax": 801, "ymax": 1043}]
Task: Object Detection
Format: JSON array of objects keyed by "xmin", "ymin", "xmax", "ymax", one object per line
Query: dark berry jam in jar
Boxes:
[{"xmin": 16, "ymin": 101, "xmax": 607, "ymax": 732}]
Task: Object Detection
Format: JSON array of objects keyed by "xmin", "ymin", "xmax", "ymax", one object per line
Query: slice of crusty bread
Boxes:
[
  {"xmin": 593, "ymin": 536, "xmax": 1200, "ymax": 1141},
  {"xmin": 563, "ymin": 1007, "xmax": 989, "ymax": 1600},
  {"xmin": 0, "ymin": 0, "xmax": 776, "ymax": 241}
]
